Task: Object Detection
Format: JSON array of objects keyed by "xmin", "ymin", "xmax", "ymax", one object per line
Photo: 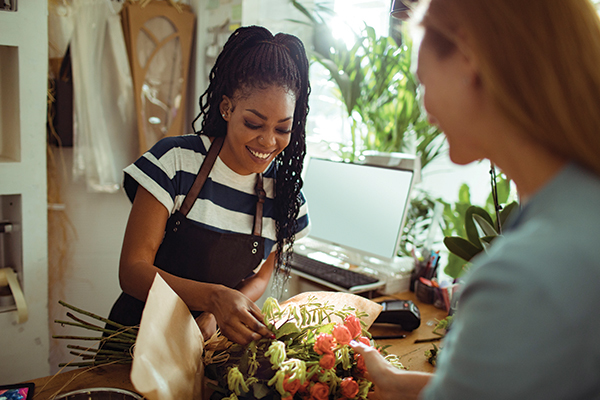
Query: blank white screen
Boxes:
[{"xmin": 302, "ymin": 158, "xmax": 414, "ymax": 260}]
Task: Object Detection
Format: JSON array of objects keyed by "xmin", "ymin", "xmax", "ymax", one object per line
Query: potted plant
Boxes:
[
  {"xmin": 290, "ymin": 1, "xmax": 444, "ymax": 167},
  {"xmin": 441, "ymin": 173, "xmax": 518, "ymax": 279}
]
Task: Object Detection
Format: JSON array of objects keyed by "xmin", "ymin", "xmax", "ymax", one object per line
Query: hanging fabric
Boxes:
[
  {"xmin": 70, "ymin": 0, "xmax": 138, "ymax": 192},
  {"xmin": 121, "ymin": 0, "xmax": 195, "ymax": 154}
]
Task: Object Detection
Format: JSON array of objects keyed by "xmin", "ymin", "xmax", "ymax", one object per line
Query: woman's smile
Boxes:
[
  {"xmin": 247, "ymin": 146, "xmax": 275, "ymax": 160},
  {"xmin": 219, "ymin": 85, "xmax": 296, "ymax": 175}
]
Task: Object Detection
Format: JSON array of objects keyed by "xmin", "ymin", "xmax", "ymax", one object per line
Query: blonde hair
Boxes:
[{"xmin": 418, "ymin": 0, "xmax": 600, "ymax": 176}]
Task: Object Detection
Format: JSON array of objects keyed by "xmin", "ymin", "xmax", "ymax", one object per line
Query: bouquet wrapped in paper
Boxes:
[
  {"xmin": 54, "ymin": 275, "xmax": 405, "ymax": 400},
  {"xmin": 202, "ymin": 292, "xmax": 404, "ymax": 400}
]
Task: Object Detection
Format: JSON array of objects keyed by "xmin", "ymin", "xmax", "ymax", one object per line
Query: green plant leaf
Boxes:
[
  {"xmin": 252, "ymin": 382, "xmax": 271, "ymax": 399},
  {"xmin": 290, "ymin": 0, "xmax": 317, "ymax": 23},
  {"xmin": 480, "ymin": 235, "xmax": 496, "ymax": 244},
  {"xmin": 465, "ymin": 206, "xmax": 493, "ymax": 248},
  {"xmin": 443, "ymin": 236, "xmax": 482, "ymax": 262},
  {"xmin": 458, "ymin": 183, "xmax": 471, "ymax": 204},
  {"xmin": 239, "ymin": 347, "xmax": 250, "ymax": 374},
  {"xmin": 472, "ymin": 213, "xmax": 498, "ymax": 237},
  {"xmin": 444, "ymin": 252, "xmax": 469, "ymax": 279},
  {"xmin": 496, "ymin": 174, "xmax": 512, "ymax": 204},
  {"xmin": 499, "ymin": 201, "xmax": 519, "ymax": 227},
  {"xmin": 276, "ymin": 321, "xmax": 301, "ymax": 339}
]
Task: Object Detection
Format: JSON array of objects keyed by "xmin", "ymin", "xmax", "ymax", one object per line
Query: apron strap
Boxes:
[
  {"xmin": 180, "ymin": 135, "xmax": 265, "ymax": 237},
  {"xmin": 180, "ymin": 136, "xmax": 224, "ymax": 216},
  {"xmin": 253, "ymin": 173, "xmax": 266, "ymax": 236}
]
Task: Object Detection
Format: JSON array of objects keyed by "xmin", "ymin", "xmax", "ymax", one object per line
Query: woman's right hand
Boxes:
[
  {"xmin": 350, "ymin": 340, "xmax": 431, "ymax": 400},
  {"xmin": 350, "ymin": 340, "xmax": 401, "ymax": 400},
  {"xmin": 208, "ymin": 285, "xmax": 274, "ymax": 345}
]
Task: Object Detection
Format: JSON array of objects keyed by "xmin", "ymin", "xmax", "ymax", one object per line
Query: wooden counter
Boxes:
[
  {"xmin": 30, "ymin": 364, "xmax": 135, "ymax": 400},
  {"xmin": 28, "ymin": 292, "xmax": 447, "ymax": 399},
  {"xmin": 370, "ymin": 291, "xmax": 448, "ymax": 373}
]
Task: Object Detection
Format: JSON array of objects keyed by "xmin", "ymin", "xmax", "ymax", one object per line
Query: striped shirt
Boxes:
[{"xmin": 123, "ymin": 134, "xmax": 310, "ymax": 259}]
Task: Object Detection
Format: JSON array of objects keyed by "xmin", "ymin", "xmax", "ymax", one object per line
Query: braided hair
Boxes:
[{"xmin": 192, "ymin": 25, "xmax": 310, "ymax": 276}]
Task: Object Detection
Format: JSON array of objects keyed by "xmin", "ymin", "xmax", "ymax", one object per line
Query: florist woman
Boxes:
[{"xmin": 107, "ymin": 25, "xmax": 311, "ymax": 346}]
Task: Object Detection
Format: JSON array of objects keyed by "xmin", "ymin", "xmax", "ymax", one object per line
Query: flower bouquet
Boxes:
[
  {"xmin": 53, "ymin": 275, "xmax": 405, "ymax": 400},
  {"xmin": 203, "ymin": 293, "xmax": 405, "ymax": 400}
]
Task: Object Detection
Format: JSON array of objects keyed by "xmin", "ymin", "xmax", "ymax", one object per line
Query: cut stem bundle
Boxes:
[{"xmin": 53, "ymin": 300, "xmax": 139, "ymax": 368}]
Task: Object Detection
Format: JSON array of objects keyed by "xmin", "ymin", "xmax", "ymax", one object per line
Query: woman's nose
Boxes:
[{"xmin": 260, "ymin": 131, "xmax": 277, "ymax": 147}]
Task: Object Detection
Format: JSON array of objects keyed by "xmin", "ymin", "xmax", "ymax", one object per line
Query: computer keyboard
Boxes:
[{"xmin": 290, "ymin": 252, "xmax": 383, "ymax": 292}]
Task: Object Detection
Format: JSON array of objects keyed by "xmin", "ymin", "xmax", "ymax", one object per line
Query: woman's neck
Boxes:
[{"xmin": 491, "ymin": 135, "xmax": 567, "ymax": 202}]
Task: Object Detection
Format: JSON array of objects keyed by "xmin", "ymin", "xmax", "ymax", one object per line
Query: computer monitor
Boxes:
[{"xmin": 298, "ymin": 153, "xmax": 419, "ymax": 266}]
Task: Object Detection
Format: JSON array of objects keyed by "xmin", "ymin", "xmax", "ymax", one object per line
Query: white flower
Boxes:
[{"xmin": 265, "ymin": 340, "xmax": 287, "ymax": 369}]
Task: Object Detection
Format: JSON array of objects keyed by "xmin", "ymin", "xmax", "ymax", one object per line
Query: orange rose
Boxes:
[
  {"xmin": 340, "ymin": 377, "xmax": 359, "ymax": 399},
  {"xmin": 310, "ymin": 382, "xmax": 330, "ymax": 400},
  {"xmin": 314, "ymin": 333, "xmax": 335, "ymax": 355},
  {"xmin": 283, "ymin": 375, "xmax": 302, "ymax": 396},
  {"xmin": 354, "ymin": 353, "xmax": 367, "ymax": 375},
  {"xmin": 332, "ymin": 324, "xmax": 352, "ymax": 345},
  {"xmin": 299, "ymin": 379, "xmax": 311, "ymax": 394},
  {"xmin": 319, "ymin": 352, "xmax": 336, "ymax": 369},
  {"xmin": 358, "ymin": 336, "xmax": 371, "ymax": 346},
  {"xmin": 343, "ymin": 314, "xmax": 362, "ymax": 338}
]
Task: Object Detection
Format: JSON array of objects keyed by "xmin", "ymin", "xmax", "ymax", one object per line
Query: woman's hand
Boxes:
[
  {"xmin": 350, "ymin": 340, "xmax": 403, "ymax": 400},
  {"xmin": 350, "ymin": 340, "xmax": 432, "ymax": 400},
  {"xmin": 195, "ymin": 312, "xmax": 218, "ymax": 340},
  {"xmin": 209, "ymin": 285, "xmax": 274, "ymax": 345}
]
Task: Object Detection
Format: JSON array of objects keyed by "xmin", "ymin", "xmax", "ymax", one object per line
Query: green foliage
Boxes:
[
  {"xmin": 441, "ymin": 174, "xmax": 519, "ymax": 279},
  {"xmin": 289, "ymin": 0, "xmax": 443, "ymax": 166},
  {"xmin": 312, "ymin": 25, "xmax": 444, "ymax": 166}
]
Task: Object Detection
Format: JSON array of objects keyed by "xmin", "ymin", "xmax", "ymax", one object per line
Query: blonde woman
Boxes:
[{"xmin": 352, "ymin": 1, "xmax": 600, "ymax": 399}]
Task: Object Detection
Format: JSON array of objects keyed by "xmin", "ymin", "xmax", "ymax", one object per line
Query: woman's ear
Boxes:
[
  {"xmin": 220, "ymin": 95, "xmax": 232, "ymax": 120},
  {"xmin": 456, "ymin": 34, "xmax": 482, "ymax": 88}
]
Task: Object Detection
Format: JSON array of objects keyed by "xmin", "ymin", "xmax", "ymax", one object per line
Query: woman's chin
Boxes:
[{"xmin": 448, "ymin": 151, "xmax": 480, "ymax": 166}]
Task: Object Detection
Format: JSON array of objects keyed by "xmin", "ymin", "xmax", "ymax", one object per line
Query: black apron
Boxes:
[{"xmin": 107, "ymin": 136, "xmax": 267, "ymax": 326}]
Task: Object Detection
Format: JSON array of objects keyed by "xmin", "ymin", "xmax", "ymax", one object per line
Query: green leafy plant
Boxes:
[
  {"xmin": 290, "ymin": 1, "xmax": 444, "ymax": 166},
  {"xmin": 443, "ymin": 203, "xmax": 518, "ymax": 263},
  {"xmin": 313, "ymin": 26, "xmax": 443, "ymax": 166},
  {"xmin": 441, "ymin": 174, "xmax": 518, "ymax": 279}
]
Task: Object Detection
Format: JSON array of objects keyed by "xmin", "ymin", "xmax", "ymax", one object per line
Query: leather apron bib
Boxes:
[{"xmin": 107, "ymin": 136, "xmax": 266, "ymax": 326}]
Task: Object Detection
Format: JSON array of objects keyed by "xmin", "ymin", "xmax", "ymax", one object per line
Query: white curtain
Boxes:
[{"xmin": 70, "ymin": 0, "xmax": 138, "ymax": 192}]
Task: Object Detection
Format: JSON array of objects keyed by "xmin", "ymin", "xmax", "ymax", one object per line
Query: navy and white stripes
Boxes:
[{"xmin": 123, "ymin": 134, "xmax": 309, "ymax": 260}]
